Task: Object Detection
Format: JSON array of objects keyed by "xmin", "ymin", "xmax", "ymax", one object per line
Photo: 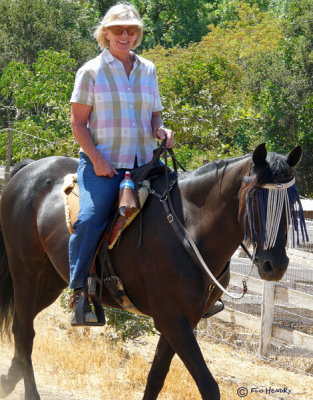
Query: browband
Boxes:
[{"xmin": 243, "ymin": 175, "xmax": 295, "ymax": 189}]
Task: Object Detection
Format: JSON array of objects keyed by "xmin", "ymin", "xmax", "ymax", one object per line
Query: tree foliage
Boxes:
[
  {"xmin": 0, "ymin": 50, "xmax": 78, "ymax": 161},
  {"xmin": 143, "ymin": 3, "xmax": 283, "ymax": 157},
  {"xmin": 0, "ymin": 0, "xmax": 312, "ymax": 194},
  {"xmin": 0, "ymin": 0, "xmax": 99, "ymax": 72},
  {"xmin": 132, "ymin": 0, "xmax": 209, "ymax": 48}
]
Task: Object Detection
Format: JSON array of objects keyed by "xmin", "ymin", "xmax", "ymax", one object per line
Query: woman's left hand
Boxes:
[{"xmin": 155, "ymin": 126, "xmax": 174, "ymax": 148}]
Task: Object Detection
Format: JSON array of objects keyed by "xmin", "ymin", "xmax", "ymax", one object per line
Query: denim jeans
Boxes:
[{"xmin": 69, "ymin": 153, "xmax": 125, "ymax": 289}]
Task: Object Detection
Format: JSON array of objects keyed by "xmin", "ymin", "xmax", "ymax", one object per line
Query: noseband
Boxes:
[{"xmin": 243, "ymin": 175, "xmax": 308, "ymax": 250}]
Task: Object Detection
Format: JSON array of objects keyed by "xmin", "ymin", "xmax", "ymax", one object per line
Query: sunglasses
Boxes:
[{"xmin": 108, "ymin": 26, "xmax": 139, "ymax": 36}]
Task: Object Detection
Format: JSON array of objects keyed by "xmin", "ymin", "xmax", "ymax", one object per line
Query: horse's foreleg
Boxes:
[
  {"xmin": 160, "ymin": 317, "xmax": 220, "ymax": 400},
  {"xmin": 142, "ymin": 334, "xmax": 175, "ymax": 400}
]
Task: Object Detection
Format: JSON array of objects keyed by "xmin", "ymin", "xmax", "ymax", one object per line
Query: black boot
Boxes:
[{"xmin": 70, "ymin": 288, "xmax": 99, "ymax": 326}]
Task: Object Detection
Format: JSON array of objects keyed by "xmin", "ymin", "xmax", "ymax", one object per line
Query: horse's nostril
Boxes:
[{"xmin": 263, "ymin": 261, "xmax": 273, "ymax": 273}]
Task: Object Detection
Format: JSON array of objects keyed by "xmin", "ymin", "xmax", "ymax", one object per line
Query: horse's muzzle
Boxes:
[{"xmin": 255, "ymin": 251, "xmax": 289, "ymax": 281}]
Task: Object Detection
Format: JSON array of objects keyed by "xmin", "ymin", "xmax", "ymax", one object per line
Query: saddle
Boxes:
[
  {"xmin": 62, "ymin": 145, "xmax": 169, "ymax": 325},
  {"xmin": 62, "ymin": 174, "xmax": 150, "ymax": 249},
  {"xmin": 62, "ymin": 143, "xmax": 227, "ymax": 326}
]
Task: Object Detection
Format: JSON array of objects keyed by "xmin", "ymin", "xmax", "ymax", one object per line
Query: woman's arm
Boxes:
[
  {"xmin": 71, "ymin": 103, "xmax": 118, "ymax": 177},
  {"xmin": 151, "ymin": 111, "xmax": 174, "ymax": 148}
]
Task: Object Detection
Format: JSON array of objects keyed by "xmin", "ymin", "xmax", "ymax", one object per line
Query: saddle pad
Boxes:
[{"xmin": 62, "ymin": 174, "xmax": 150, "ymax": 249}]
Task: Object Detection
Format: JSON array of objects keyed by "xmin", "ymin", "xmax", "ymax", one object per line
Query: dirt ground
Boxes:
[
  {"xmin": 0, "ymin": 299, "xmax": 313, "ymax": 400},
  {"xmin": 0, "ymin": 353, "xmax": 89, "ymax": 400}
]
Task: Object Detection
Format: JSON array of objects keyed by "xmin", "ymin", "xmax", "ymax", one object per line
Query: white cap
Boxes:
[{"xmin": 104, "ymin": 19, "xmax": 143, "ymax": 28}]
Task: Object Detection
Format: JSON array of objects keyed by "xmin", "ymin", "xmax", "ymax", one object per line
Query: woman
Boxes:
[{"xmin": 69, "ymin": 2, "xmax": 173, "ymax": 325}]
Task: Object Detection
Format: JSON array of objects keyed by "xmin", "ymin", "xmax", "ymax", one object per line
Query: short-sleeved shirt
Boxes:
[{"xmin": 70, "ymin": 49, "xmax": 163, "ymax": 168}]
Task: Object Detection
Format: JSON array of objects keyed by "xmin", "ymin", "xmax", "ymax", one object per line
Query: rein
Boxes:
[{"xmin": 147, "ymin": 140, "xmax": 248, "ymax": 300}]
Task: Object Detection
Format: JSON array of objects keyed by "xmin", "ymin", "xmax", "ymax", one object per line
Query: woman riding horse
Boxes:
[
  {"xmin": 68, "ymin": 2, "xmax": 173, "ymax": 325},
  {"xmin": 0, "ymin": 143, "xmax": 306, "ymax": 400}
]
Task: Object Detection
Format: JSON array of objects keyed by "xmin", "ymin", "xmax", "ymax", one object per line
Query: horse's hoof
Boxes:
[
  {"xmin": 0, "ymin": 374, "xmax": 12, "ymax": 398},
  {"xmin": 25, "ymin": 391, "xmax": 41, "ymax": 400}
]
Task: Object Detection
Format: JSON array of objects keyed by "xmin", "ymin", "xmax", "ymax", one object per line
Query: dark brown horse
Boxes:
[{"xmin": 0, "ymin": 143, "xmax": 303, "ymax": 400}]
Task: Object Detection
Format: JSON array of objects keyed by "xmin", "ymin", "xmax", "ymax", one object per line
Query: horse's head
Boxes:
[{"xmin": 243, "ymin": 143, "xmax": 307, "ymax": 281}]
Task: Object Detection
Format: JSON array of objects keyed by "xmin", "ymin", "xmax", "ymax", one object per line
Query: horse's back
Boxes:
[
  {"xmin": 0, "ymin": 156, "xmax": 78, "ymax": 281},
  {"xmin": 1, "ymin": 156, "xmax": 77, "ymax": 223}
]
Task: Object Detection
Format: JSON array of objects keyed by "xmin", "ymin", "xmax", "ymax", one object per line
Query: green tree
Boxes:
[
  {"xmin": 243, "ymin": 0, "xmax": 313, "ymax": 195},
  {"xmin": 0, "ymin": 50, "xmax": 78, "ymax": 161},
  {"xmin": 131, "ymin": 0, "xmax": 210, "ymax": 48},
  {"xmin": 283, "ymin": 0, "xmax": 313, "ymax": 85},
  {"xmin": 207, "ymin": 0, "xmax": 274, "ymax": 26},
  {"xmin": 143, "ymin": 3, "xmax": 283, "ymax": 157},
  {"xmin": 0, "ymin": 0, "xmax": 99, "ymax": 72}
]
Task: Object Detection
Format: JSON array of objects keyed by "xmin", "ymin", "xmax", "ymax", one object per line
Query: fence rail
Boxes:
[
  {"xmin": 213, "ymin": 251, "xmax": 313, "ymax": 358},
  {"xmin": 230, "ymin": 271, "xmax": 313, "ymax": 312}
]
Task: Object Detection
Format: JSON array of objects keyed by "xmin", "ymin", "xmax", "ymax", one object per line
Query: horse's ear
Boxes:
[
  {"xmin": 286, "ymin": 145, "xmax": 302, "ymax": 167},
  {"xmin": 252, "ymin": 143, "xmax": 267, "ymax": 166}
]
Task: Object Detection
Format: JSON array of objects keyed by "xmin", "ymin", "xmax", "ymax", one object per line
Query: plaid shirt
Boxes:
[{"xmin": 70, "ymin": 49, "xmax": 163, "ymax": 168}]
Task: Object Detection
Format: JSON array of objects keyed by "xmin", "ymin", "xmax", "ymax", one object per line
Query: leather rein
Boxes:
[{"xmin": 142, "ymin": 140, "xmax": 249, "ymax": 300}]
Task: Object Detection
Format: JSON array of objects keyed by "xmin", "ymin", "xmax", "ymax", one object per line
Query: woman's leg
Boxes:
[{"xmin": 69, "ymin": 153, "xmax": 124, "ymax": 289}]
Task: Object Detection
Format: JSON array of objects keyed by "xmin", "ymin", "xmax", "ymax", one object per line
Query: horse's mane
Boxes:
[{"xmin": 178, "ymin": 154, "xmax": 250, "ymax": 183}]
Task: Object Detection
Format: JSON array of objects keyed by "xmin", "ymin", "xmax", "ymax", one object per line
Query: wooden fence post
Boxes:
[
  {"xmin": 259, "ymin": 280, "xmax": 276, "ymax": 357},
  {"xmin": 4, "ymin": 123, "xmax": 13, "ymax": 184}
]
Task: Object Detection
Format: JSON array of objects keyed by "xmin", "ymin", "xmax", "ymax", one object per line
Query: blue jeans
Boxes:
[{"xmin": 69, "ymin": 153, "xmax": 125, "ymax": 289}]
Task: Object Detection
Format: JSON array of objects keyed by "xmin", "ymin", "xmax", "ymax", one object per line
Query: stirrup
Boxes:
[
  {"xmin": 202, "ymin": 300, "xmax": 224, "ymax": 319},
  {"xmin": 70, "ymin": 288, "xmax": 105, "ymax": 327}
]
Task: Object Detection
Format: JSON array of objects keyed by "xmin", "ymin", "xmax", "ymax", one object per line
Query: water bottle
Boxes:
[{"xmin": 118, "ymin": 171, "xmax": 138, "ymax": 217}]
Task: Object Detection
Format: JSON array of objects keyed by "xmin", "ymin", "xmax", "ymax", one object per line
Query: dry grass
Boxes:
[{"xmin": 0, "ymin": 299, "xmax": 313, "ymax": 400}]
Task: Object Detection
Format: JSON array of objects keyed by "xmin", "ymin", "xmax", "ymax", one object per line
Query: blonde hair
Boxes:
[{"xmin": 94, "ymin": 2, "xmax": 143, "ymax": 50}]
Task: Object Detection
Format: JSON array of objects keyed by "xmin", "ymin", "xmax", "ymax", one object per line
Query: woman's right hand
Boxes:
[
  {"xmin": 71, "ymin": 103, "xmax": 118, "ymax": 178},
  {"xmin": 93, "ymin": 155, "xmax": 118, "ymax": 178}
]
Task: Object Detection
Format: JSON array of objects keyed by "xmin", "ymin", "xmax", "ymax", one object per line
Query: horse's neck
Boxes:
[
  {"xmin": 178, "ymin": 156, "xmax": 251, "ymax": 265},
  {"xmin": 179, "ymin": 156, "xmax": 251, "ymax": 206}
]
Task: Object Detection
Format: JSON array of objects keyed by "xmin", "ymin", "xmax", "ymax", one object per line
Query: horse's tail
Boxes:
[
  {"xmin": 0, "ymin": 221, "xmax": 14, "ymax": 338},
  {"xmin": 0, "ymin": 158, "xmax": 34, "ymax": 338},
  {"xmin": 9, "ymin": 158, "xmax": 35, "ymax": 179}
]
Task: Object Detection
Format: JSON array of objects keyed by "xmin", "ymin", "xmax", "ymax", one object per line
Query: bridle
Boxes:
[
  {"xmin": 147, "ymin": 143, "xmax": 308, "ymax": 300},
  {"xmin": 243, "ymin": 173, "xmax": 308, "ymax": 253},
  {"xmin": 239, "ymin": 174, "xmax": 298, "ymax": 291}
]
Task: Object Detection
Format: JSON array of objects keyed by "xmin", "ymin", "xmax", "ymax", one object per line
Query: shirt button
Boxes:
[
  {"xmin": 128, "ymin": 87, "xmax": 131, "ymax": 91},
  {"xmin": 132, "ymin": 123, "xmax": 135, "ymax": 127}
]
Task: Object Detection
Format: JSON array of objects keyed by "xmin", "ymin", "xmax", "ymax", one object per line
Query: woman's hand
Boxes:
[
  {"xmin": 93, "ymin": 154, "xmax": 118, "ymax": 178},
  {"xmin": 155, "ymin": 126, "xmax": 174, "ymax": 148},
  {"xmin": 151, "ymin": 112, "xmax": 174, "ymax": 148},
  {"xmin": 71, "ymin": 103, "xmax": 118, "ymax": 178}
]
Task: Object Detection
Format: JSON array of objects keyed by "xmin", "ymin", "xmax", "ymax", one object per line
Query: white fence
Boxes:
[
  {"xmin": 207, "ymin": 240, "xmax": 313, "ymax": 370},
  {"xmin": 215, "ymin": 268, "xmax": 313, "ymax": 355}
]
